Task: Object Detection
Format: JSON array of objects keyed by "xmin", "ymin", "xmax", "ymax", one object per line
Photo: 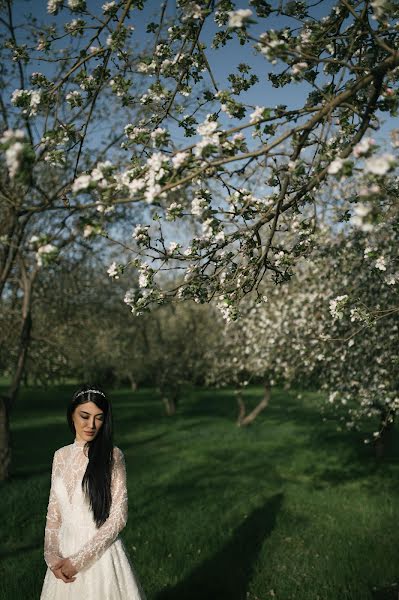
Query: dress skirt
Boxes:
[{"xmin": 40, "ymin": 522, "xmax": 146, "ymax": 599}]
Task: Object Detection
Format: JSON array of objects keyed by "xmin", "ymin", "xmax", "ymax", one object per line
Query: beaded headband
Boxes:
[{"xmin": 76, "ymin": 389, "xmax": 105, "ymax": 398}]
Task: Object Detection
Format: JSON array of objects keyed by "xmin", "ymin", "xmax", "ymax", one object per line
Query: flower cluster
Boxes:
[
  {"xmin": 227, "ymin": 9, "xmax": 253, "ymax": 29},
  {"xmin": 132, "ymin": 225, "xmax": 150, "ymax": 246},
  {"xmin": 11, "ymin": 89, "xmax": 41, "ymax": 116},
  {"xmin": 0, "ymin": 129, "xmax": 27, "ymax": 179}
]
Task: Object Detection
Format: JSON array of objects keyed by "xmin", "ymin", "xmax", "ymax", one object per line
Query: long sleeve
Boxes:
[
  {"xmin": 44, "ymin": 450, "xmax": 63, "ymax": 570},
  {"xmin": 68, "ymin": 447, "xmax": 128, "ymax": 573}
]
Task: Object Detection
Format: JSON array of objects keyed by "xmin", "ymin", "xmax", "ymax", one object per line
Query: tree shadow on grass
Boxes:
[
  {"xmin": 371, "ymin": 581, "xmax": 399, "ymax": 600},
  {"xmin": 155, "ymin": 493, "xmax": 283, "ymax": 600},
  {"xmin": 0, "ymin": 542, "xmax": 38, "ymax": 561}
]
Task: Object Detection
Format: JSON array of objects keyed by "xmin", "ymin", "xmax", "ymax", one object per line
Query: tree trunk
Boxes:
[
  {"xmin": 0, "ymin": 213, "xmax": 30, "ymax": 301},
  {"xmin": 236, "ymin": 381, "xmax": 271, "ymax": 426},
  {"xmin": 0, "ymin": 396, "xmax": 11, "ymax": 480},
  {"xmin": 128, "ymin": 375, "xmax": 138, "ymax": 392},
  {"xmin": 162, "ymin": 388, "xmax": 179, "ymax": 416},
  {"xmin": 0, "ymin": 260, "xmax": 38, "ymax": 481},
  {"xmin": 162, "ymin": 397, "xmax": 176, "ymax": 415},
  {"xmin": 7, "ymin": 261, "xmax": 37, "ymax": 413},
  {"xmin": 374, "ymin": 411, "xmax": 395, "ymax": 458}
]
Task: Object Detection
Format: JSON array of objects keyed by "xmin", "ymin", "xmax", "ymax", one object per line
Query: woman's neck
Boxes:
[{"xmin": 73, "ymin": 437, "xmax": 86, "ymax": 447}]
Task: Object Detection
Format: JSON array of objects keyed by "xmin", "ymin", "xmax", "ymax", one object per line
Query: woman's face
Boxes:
[{"xmin": 72, "ymin": 401, "xmax": 104, "ymax": 442}]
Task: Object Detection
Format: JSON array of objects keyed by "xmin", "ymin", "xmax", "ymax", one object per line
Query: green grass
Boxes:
[{"xmin": 1, "ymin": 383, "xmax": 399, "ymax": 600}]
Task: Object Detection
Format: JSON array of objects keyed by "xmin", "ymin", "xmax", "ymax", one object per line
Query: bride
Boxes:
[{"xmin": 40, "ymin": 384, "xmax": 146, "ymax": 599}]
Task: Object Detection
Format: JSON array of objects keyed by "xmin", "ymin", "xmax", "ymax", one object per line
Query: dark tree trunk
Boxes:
[
  {"xmin": 0, "ymin": 213, "xmax": 30, "ymax": 300},
  {"xmin": 374, "ymin": 411, "xmax": 395, "ymax": 458},
  {"xmin": 162, "ymin": 388, "xmax": 179, "ymax": 416},
  {"xmin": 128, "ymin": 375, "xmax": 138, "ymax": 392},
  {"xmin": 162, "ymin": 396, "xmax": 177, "ymax": 416},
  {"xmin": 236, "ymin": 381, "xmax": 271, "ymax": 426},
  {"xmin": 0, "ymin": 261, "xmax": 37, "ymax": 481},
  {"xmin": 0, "ymin": 396, "xmax": 11, "ymax": 480}
]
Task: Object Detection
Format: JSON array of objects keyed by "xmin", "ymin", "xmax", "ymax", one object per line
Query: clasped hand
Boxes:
[{"xmin": 51, "ymin": 558, "xmax": 78, "ymax": 583}]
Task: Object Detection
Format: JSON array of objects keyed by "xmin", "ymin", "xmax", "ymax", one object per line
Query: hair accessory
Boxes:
[{"xmin": 76, "ymin": 389, "xmax": 105, "ymax": 398}]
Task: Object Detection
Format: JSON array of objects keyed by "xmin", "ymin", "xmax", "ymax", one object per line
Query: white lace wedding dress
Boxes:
[{"xmin": 40, "ymin": 438, "xmax": 146, "ymax": 599}]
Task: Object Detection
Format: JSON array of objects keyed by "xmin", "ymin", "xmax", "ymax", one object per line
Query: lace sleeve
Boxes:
[
  {"xmin": 68, "ymin": 447, "xmax": 128, "ymax": 573},
  {"xmin": 44, "ymin": 450, "xmax": 63, "ymax": 570}
]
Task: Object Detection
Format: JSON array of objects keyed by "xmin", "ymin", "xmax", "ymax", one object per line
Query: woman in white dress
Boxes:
[{"xmin": 40, "ymin": 385, "xmax": 146, "ymax": 599}]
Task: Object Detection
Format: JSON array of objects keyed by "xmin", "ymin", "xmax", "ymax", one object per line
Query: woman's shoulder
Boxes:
[
  {"xmin": 53, "ymin": 444, "xmax": 71, "ymax": 457},
  {"xmin": 113, "ymin": 446, "xmax": 124, "ymax": 460}
]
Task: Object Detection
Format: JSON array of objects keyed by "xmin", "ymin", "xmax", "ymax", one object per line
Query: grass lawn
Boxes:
[{"xmin": 0, "ymin": 383, "xmax": 399, "ymax": 600}]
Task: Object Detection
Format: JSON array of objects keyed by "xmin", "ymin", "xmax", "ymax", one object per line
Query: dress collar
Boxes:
[{"xmin": 73, "ymin": 438, "xmax": 87, "ymax": 447}]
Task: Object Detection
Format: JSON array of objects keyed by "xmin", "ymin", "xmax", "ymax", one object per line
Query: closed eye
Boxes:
[{"xmin": 82, "ymin": 416, "xmax": 103, "ymax": 421}]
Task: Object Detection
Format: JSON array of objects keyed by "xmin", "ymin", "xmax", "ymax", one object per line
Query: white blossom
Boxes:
[
  {"xmin": 0, "ymin": 129, "xmax": 25, "ymax": 144},
  {"xmin": 363, "ymin": 246, "xmax": 374, "ymax": 259},
  {"xmin": 370, "ymin": 0, "xmax": 387, "ymax": 19},
  {"xmin": 291, "ymin": 62, "xmax": 308, "ymax": 75},
  {"xmin": 329, "ymin": 294, "xmax": 349, "ymax": 320},
  {"xmin": 384, "ymin": 273, "xmax": 398, "ymax": 285},
  {"xmin": 150, "ymin": 127, "xmax": 168, "ymax": 147},
  {"xmin": 350, "ymin": 202, "xmax": 374, "ymax": 232},
  {"xmin": 124, "ymin": 288, "xmax": 135, "ymax": 306},
  {"xmin": 144, "ymin": 152, "xmax": 169, "ymax": 203},
  {"xmin": 102, "ymin": 1, "xmax": 116, "ymax": 13},
  {"xmin": 96, "ymin": 203, "xmax": 114, "ymax": 214},
  {"xmin": 168, "ymin": 242, "xmax": 179, "ymax": 254},
  {"xmin": 126, "ymin": 176, "xmax": 146, "ymax": 195},
  {"xmin": 79, "ymin": 75, "xmax": 95, "ymax": 91},
  {"xmin": 66, "ymin": 90, "xmax": 83, "ymax": 107},
  {"xmin": 201, "ymin": 218, "xmax": 214, "ymax": 240},
  {"xmin": 47, "ymin": 0, "xmax": 63, "ymax": 14},
  {"xmin": 91, "ymin": 161, "xmax": 113, "ymax": 187},
  {"xmin": 5, "ymin": 142, "xmax": 24, "ymax": 179},
  {"xmin": 11, "ymin": 89, "xmax": 41, "ymax": 116},
  {"xmin": 249, "ymin": 106, "xmax": 265, "ymax": 123},
  {"xmin": 216, "ymin": 295, "xmax": 236, "ymax": 322},
  {"xmin": 227, "ymin": 9, "xmax": 252, "ymax": 28},
  {"xmin": 327, "ymin": 157, "xmax": 344, "ymax": 174},
  {"xmin": 172, "ymin": 151, "xmax": 189, "ymax": 169},
  {"xmin": 72, "ymin": 174, "xmax": 92, "ymax": 193},
  {"xmin": 132, "ymin": 224, "xmax": 150, "ymax": 244},
  {"xmin": 364, "ymin": 153, "xmax": 396, "ymax": 175},
  {"xmin": 107, "ymin": 261, "xmax": 119, "ymax": 279},
  {"xmin": 197, "ymin": 116, "xmax": 218, "ymax": 136},
  {"xmin": 138, "ymin": 264, "xmax": 152, "ymax": 288},
  {"xmin": 180, "ymin": 2, "xmax": 203, "ymax": 21},
  {"xmin": 83, "ymin": 225, "xmax": 95, "ymax": 238},
  {"xmin": 353, "ymin": 137, "xmax": 375, "ymax": 158},
  {"xmin": 191, "ymin": 197, "xmax": 205, "ymax": 216},
  {"xmin": 68, "ymin": 0, "xmax": 86, "ymax": 10},
  {"xmin": 193, "ymin": 133, "xmax": 221, "ymax": 157},
  {"xmin": 36, "ymin": 243, "xmax": 57, "ymax": 267},
  {"xmin": 375, "ymin": 256, "xmax": 386, "ymax": 271},
  {"xmin": 353, "ymin": 203, "xmax": 372, "ymax": 218},
  {"xmin": 124, "ymin": 125, "xmax": 148, "ymax": 140}
]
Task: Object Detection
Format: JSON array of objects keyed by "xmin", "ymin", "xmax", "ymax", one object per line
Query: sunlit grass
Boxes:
[{"xmin": 0, "ymin": 383, "xmax": 398, "ymax": 600}]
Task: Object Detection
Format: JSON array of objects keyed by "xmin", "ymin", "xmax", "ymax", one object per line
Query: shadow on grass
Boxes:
[
  {"xmin": 155, "ymin": 493, "xmax": 283, "ymax": 600},
  {"xmin": 371, "ymin": 581, "xmax": 399, "ymax": 600},
  {"xmin": 7, "ymin": 384, "xmax": 399, "ymax": 495},
  {"xmin": 0, "ymin": 542, "xmax": 39, "ymax": 561}
]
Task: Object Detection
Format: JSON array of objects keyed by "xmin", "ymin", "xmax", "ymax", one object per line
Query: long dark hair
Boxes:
[{"xmin": 67, "ymin": 384, "xmax": 114, "ymax": 528}]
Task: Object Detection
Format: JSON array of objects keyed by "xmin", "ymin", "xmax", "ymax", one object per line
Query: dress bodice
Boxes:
[{"xmin": 43, "ymin": 440, "xmax": 128, "ymax": 573}]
